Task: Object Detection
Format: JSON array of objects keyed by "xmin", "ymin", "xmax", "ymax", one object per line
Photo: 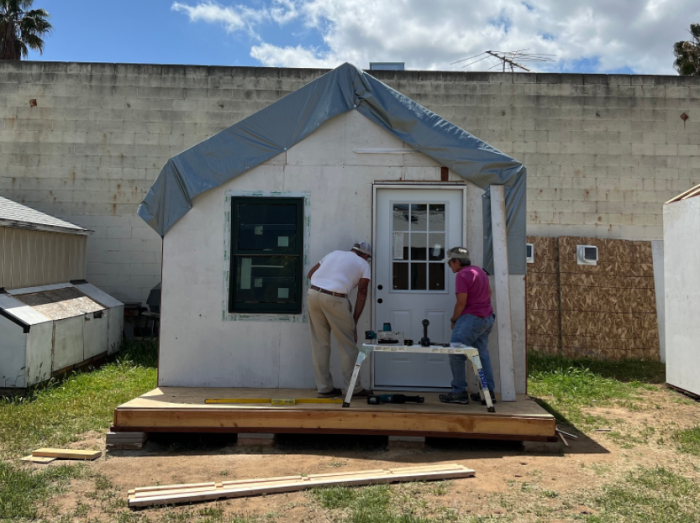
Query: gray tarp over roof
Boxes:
[{"xmin": 138, "ymin": 63, "xmax": 527, "ymax": 274}]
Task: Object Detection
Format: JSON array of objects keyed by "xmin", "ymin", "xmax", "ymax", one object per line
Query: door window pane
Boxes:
[
  {"xmin": 393, "ymin": 263, "xmax": 408, "ymax": 290},
  {"xmin": 429, "ymin": 263, "xmax": 445, "ymax": 290},
  {"xmin": 392, "ymin": 204, "xmax": 409, "ymax": 232},
  {"xmin": 393, "ymin": 232, "xmax": 407, "ymax": 260},
  {"xmin": 428, "ymin": 204, "xmax": 445, "ymax": 232},
  {"xmin": 409, "ymin": 233, "xmax": 427, "ymax": 260},
  {"xmin": 410, "ymin": 204, "xmax": 428, "ymax": 231},
  {"xmin": 428, "ymin": 233, "xmax": 445, "ymax": 261},
  {"xmin": 410, "ymin": 263, "xmax": 427, "ymax": 290}
]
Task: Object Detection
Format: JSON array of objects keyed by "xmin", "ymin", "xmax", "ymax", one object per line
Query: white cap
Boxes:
[{"xmin": 352, "ymin": 241, "xmax": 372, "ymax": 256}]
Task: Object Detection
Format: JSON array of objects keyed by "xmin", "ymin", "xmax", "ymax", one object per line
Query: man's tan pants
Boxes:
[{"xmin": 307, "ymin": 289, "xmax": 363, "ymax": 394}]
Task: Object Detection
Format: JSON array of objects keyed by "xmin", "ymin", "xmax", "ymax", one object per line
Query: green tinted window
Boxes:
[{"xmin": 229, "ymin": 197, "xmax": 304, "ymax": 313}]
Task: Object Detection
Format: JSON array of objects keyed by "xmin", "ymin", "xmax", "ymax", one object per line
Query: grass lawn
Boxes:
[{"xmin": 1, "ymin": 346, "xmax": 699, "ymax": 523}]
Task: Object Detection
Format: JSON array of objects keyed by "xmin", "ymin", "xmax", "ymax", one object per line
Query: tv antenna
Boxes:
[{"xmin": 452, "ymin": 49, "xmax": 555, "ymax": 72}]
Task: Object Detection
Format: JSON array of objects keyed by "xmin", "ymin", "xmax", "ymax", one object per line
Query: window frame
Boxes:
[{"xmin": 228, "ymin": 196, "xmax": 305, "ymax": 314}]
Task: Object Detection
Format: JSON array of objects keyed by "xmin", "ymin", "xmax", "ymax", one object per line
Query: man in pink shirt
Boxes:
[{"xmin": 439, "ymin": 247, "xmax": 496, "ymax": 405}]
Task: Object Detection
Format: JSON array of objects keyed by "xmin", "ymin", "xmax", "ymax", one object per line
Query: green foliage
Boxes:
[
  {"xmin": 0, "ymin": 338, "xmax": 158, "ymax": 458},
  {"xmin": 0, "ymin": 461, "xmax": 81, "ymax": 519},
  {"xmin": 527, "ymin": 353, "xmax": 662, "ymax": 426},
  {"xmin": 0, "ymin": 0, "xmax": 52, "ymax": 59},
  {"xmin": 310, "ymin": 484, "xmax": 459, "ymax": 523},
  {"xmin": 586, "ymin": 467, "xmax": 700, "ymax": 523},
  {"xmin": 673, "ymin": 426, "xmax": 700, "ymax": 456},
  {"xmin": 674, "ymin": 23, "xmax": 700, "ymax": 75}
]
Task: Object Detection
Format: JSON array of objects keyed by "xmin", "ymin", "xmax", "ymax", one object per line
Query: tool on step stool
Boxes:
[
  {"xmin": 367, "ymin": 394, "xmax": 424, "ymax": 405},
  {"xmin": 420, "ymin": 319, "xmax": 431, "ymax": 347},
  {"xmin": 205, "ymin": 398, "xmax": 343, "ymax": 405}
]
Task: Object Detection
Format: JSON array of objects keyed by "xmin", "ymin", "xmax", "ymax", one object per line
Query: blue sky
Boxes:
[{"xmin": 27, "ymin": 0, "xmax": 700, "ymax": 74}]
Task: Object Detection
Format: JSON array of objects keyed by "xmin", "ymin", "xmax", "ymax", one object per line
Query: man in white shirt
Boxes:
[{"xmin": 307, "ymin": 241, "xmax": 372, "ymax": 398}]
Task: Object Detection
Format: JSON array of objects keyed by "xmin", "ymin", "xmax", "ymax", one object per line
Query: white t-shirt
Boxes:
[{"xmin": 310, "ymin": 250, "xmax": 371, "ymax": 295}]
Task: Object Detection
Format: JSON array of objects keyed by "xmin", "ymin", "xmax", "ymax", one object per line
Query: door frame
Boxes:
[{"xmin": 370, "ymin": 182, "xmax": 467, "ymax": 390}]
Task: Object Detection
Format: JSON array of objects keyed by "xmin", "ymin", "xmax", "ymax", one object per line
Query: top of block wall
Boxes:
[{"xmin": 2, "ymin": 61, "xmax": 700, "ymax": 86}]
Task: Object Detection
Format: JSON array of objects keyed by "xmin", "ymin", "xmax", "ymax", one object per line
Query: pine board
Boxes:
[
  {"xmin": 32, "ymin": 448, "xmax": 101, "ymax": 460},
  {"xmin": 128, "ymin": 464, "xmax": 476, "ymax": 507}
]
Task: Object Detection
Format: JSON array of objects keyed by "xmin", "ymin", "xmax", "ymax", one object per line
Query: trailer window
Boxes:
[{"xmin": 229, "ymin": 197, "xmax": 304, "ymax": 314}]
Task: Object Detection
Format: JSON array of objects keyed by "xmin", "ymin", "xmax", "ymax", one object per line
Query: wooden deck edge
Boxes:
[{"xmin": 110, "ymin": 425, "xmax": 557, "ymax": 442}]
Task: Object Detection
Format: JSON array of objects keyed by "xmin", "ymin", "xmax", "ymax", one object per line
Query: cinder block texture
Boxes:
[{"xmin": 1, "ymin": 63, "xmax": 699, "ymax": 301}]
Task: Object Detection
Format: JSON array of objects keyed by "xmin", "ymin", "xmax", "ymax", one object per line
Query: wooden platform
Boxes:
[{"xmin": 112, "ymin": 388, "xmax": 557, "ymax": 442}]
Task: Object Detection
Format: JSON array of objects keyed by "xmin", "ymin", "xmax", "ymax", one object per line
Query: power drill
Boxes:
[{"xmin": 367, "ymin": 394, "xmax": 425, "ymax": 405}]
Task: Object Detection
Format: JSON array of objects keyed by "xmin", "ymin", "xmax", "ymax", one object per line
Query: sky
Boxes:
[{"xmin": 26, "ymin": 0, "xmax": 700, "ymax": 74}]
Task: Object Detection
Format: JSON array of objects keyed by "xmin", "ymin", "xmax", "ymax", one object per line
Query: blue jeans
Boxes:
[{"xmin": 449, "ymin": 313, "xmax": 496, "ymax": 394}]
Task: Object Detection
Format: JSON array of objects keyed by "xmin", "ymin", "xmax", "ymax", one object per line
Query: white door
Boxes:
[{"xmin": 373, "ymin": 187, "xmax": 465, "ymax": 390}]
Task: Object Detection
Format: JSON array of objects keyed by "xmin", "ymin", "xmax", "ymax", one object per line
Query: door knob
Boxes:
[{"xmin": 377, "ymin": 298, "xmax": 383, "ymax": 304}]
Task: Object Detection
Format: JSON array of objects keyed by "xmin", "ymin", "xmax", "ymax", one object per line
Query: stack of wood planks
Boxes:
[{"xmin": 128, "ymin": 463, "xmax": 475, "ymax": 508}]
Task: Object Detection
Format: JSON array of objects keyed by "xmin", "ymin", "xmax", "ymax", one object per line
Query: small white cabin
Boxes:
[
  {"xmin": 663, "ymin": 184, "xmax": 700, "ymax": 398},
  {"xmin": 139, "ymin": 63, "xmax": 528, "ymax": 398}
]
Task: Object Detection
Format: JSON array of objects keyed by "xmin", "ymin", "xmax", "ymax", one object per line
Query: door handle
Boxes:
[{"xmin": 377, "ymin": 298, "xmax": 383, "ymax": 304}]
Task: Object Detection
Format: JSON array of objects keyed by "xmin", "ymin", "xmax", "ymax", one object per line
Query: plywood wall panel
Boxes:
[
  {"xmin": 527, "ymin": 285, "xmax": 559, "ymax": 310},
  {"xmin": 560, "ymin": 273, "xmax": 655, "ymax": 289},
  {"xmin": 527, "ymin": 309, "xmax": 561, "ymax": 336}
]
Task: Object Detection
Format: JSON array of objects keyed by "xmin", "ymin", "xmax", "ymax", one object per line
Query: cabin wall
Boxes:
[{"xmin": 160, "ymin": 111, "xmax": 526, "ymax": 391}]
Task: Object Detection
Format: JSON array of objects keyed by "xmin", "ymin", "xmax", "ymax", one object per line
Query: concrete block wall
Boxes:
[{"xmin": 1, "ymin": 61, "xmax": 699, "ymax": 302}]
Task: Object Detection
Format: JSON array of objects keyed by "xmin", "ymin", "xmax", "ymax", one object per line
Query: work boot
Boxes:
[
  {"xmin": 438, "ymin": 392, "xmax": 470, "ymax": 404},
  {"xmin": 470, "ymin": 390, "xmax": 497, "ymax": 405},
  {"xmin": 317, "ymin": 388, "xmax": 342, "ymax": 398}
]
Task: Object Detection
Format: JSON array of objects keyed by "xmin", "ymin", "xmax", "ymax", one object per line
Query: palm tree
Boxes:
[
  {"xmin": 674, "ymin": 23, "xmax": 700, "ymax": 76},
  {"xmin": 0, "ymin": 0, "xmax": 52, "ymax": 60}
]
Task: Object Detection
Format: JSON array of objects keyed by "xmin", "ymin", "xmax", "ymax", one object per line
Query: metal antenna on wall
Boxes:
[{"xmin": 451, "ymin": 49, "xmax": 554, "ymax": 72}]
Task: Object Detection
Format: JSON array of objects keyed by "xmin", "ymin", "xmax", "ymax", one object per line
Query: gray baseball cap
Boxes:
[
  {"xmin": 352, "ymin": 241, "xmax": 372, "ymax": 256},
  {"xmin": 446, "ymin": 246, "xmax": 470, "ymax": 262}
]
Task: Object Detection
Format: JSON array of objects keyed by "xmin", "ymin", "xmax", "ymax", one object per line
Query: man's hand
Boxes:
[{"xmin": 450, "ymin": 322, "xmax": 454, "ymax": 331}]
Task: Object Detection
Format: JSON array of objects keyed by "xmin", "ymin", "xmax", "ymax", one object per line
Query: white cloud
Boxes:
[
  {"xmin": 173, "ymin": 0, "xmax": 700, "ymax": 74},
  {"xmin": 171, "ymin": 1, "xmax": 266, "ymax": 35}
]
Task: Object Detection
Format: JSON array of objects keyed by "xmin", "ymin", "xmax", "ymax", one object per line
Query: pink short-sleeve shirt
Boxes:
[{"xmin": 455, "ymin": 266, "xmax": 493, "ymax": 318}]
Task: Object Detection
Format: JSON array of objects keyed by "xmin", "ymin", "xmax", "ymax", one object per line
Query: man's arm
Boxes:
[
  {"xmin": 307, "ymin": 262, "xmax": 321, "ymax": 280},
  {"xmin": 353, "ymin": 278, "xmax": 370, "ymax": 324},
  {"xmin": 451, "ymin": 293, "xmax": 468, "ymax": 328}
]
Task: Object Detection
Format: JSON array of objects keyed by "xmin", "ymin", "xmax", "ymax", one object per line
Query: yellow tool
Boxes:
[{"xmin": 205, "ymin": 398, "xmax": 343, "ymax": 405}]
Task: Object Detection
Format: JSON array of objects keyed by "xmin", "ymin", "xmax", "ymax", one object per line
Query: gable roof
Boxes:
[
  {"xmin": 0, "ymin": 196, "xmax": 89, "ymax": 235},
  {"xmin": 137, "ymin": 63, "xmax": 527, "ymax": 273}
]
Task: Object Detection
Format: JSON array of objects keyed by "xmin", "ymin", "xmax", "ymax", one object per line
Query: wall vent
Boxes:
[
  {"xmin": 577, "ymin": 245, "xmax": 598, "ymax": 265},
  {"xmin": 526, "ymin": 243, "xmax": 534, "ymax": 264}
]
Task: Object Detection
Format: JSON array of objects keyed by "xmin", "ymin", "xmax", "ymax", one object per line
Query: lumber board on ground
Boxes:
[
  {"xmin": 32, "ymin": 448, "xmax": 101, "ymax": 460},
  {"xmin": 21, "ymin": 455, "xmax": 56, "ymax": 464},
  {"xmin": 128, "ymin": 464, "xmax": 475, "ymax": 507}
]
